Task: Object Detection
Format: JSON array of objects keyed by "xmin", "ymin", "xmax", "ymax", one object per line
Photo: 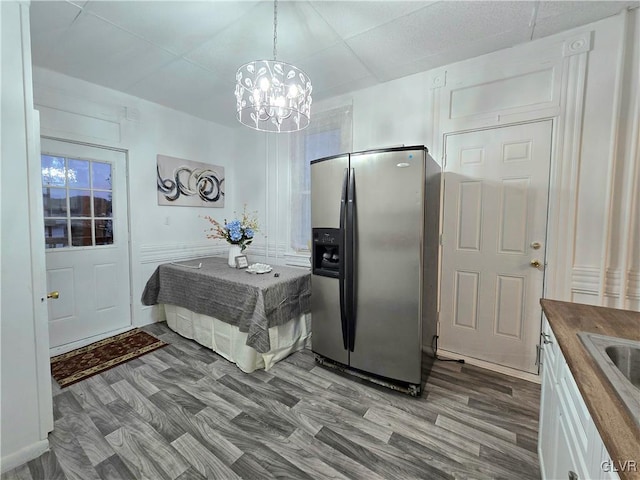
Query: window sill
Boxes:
[{"xmin": 283, "ymin": 252, "xmax": 311, "ymax": 269}]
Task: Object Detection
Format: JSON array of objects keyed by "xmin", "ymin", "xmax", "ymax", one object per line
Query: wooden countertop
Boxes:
[{"xmin": 541, "ymin": 299, "xmax": 640, "ymax": 480}]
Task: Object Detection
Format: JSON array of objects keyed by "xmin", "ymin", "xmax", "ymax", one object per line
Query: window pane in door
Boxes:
[
  {"xmin": 92, "ymin": 162, "xmax": 112, "ymax": 190},
  {"xmin": 70, "ymin": 219, "xmax": 93, "ymax": 246},
  {"xmin": 69, "ymin": 189, "xmax": 91, "ymax": 217},
  {"xmin": 43, "ymin": 187, "xmax": 67, "ymax": 217},
  {"xmin": 93, "ymin": 191, "xmax": 112, "ymax": 217},
  {"xmin": 68, "ymin": 159, "xmax": 90, "ymax": 188},
  {"xmin": 41, "ymin": 154, "xmax": 118, "ymax": 249},
  {"xmin": 95, "ymin": 219, "xmax": 113, "ymax": 245},
  {"xmin": 41, "ymin": 156, "xmax": 66, "ymax": 186},
  {"xmin": 44, "ymin": 219, "xmax": 68, "ymax": 248}
]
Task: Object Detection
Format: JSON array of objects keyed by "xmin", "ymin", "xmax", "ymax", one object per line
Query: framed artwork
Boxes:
[
  {"xmin": 235, "ymin": 255, "xmax": 249, "ymax": 269},
  {"xmin": 157, "ymin": 154, "xmax": 224, "ymax": 207}
]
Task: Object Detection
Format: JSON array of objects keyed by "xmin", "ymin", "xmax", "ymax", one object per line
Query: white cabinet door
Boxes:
[
  {"xmin": 556, "ymin": 412, "xmax": 587, "ymax": 480},
  {"xmin": 537, "ymin": 318, "xmax": 620, "ymax": 480},
  {"xmin": 539, "ymin": 362, "xmax": 560, "ymax": 478}
]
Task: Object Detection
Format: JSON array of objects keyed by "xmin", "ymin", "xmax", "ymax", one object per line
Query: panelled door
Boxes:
[
  {"xmin": 41, "ymin": 138, "xmax": 131, "ymax": 350},
  {"xmin": 439, "ymin": 121, "xmax": 552, "ymax": 374}
]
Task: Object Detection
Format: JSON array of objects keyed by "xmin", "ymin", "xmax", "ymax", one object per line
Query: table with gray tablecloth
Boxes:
[{"xmin": 141, "ymin": 256, "xmax": 311, "ymax": 353}]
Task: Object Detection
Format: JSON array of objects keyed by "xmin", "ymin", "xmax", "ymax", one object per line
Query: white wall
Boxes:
[
  {"xmin": 1, "ymin": 1, "xmax": 53, "ymax": 471},
  {"xmin": 236, "ymin": 9, "xmax": 640, "ymax": 313},
  {"xmin": 31, "ymin": 68, "xmax": 240, "ymax": 327}
]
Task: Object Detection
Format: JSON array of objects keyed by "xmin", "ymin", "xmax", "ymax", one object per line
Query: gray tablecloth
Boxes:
[{"xmin": 141, "ymin": 257, "xmax": 311, "ymax": 353}]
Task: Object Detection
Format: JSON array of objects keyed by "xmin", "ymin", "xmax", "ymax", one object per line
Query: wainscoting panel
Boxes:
[{"xmin": 139, "ymin": 242, "xmax": 223, "ymax": 265}]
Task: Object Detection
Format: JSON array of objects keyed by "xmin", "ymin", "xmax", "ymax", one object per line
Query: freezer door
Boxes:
[
  {"xmin": 349, "ymin": 149, "xmax": 425, "ymax": 384},
  {"xmin": 310, "ymin": 155, "xmax": 350, "ymax": 365},
  {"xmin": 311, "ymin": 155, "xmax": 349, "ymax": 229}
]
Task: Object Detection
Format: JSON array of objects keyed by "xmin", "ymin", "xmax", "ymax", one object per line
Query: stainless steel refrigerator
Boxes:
[{"xmin": 310, "ymin": 146, "xmax": 440, "ymax": 396}]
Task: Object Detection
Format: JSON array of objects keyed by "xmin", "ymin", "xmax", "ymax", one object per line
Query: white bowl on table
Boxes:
[{"xmin": 246, "ymin": 263, "xmax": 272, "ymax": 274}]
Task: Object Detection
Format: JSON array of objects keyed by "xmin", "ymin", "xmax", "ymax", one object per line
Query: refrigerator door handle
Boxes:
[
  {"xmin": 339, "ymin": 168, "xmax": 349, "ymax": 350},
  {"xmin": 347, "ymin": 168, "xmax": 356, "ymax": 352}
]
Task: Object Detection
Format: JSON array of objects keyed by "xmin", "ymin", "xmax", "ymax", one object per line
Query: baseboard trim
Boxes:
[
  {"xmin": 434, "ymin": 348, "xmax": 542, "ymax": 384},
  {"xmin": 49, "ymin": 326, "xmax": 134, "ymax": 357},
  {"xmin": 1, "ymin": 439, "xmax": 49, "ymax": 473}
]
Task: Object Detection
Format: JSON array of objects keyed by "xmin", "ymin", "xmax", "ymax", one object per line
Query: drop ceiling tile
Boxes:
[
  {"xmin": 310, "ymin": 1, "xmax": 436, "ymax": 39},
  {"xmin": 369, "ymin": 25, "xmax": 528, "ymax": 83},
  {"xmin": 30, "ymin": 1, "xmax": 82, "ymax": 65},
  {"xmin": 536, "ymin": 1, "xmax": 632, "ymax": 20},
  {"xmin": 83, "ymin": 1, "xmax": 259, "ymax": 55},
  {"xmin": 125, "ymin": 58, "xmax": 233, "ymax": 124},
  {"xmin": 346, "ymin": 1, "xmax": 533, "ymax": 80},
  {"xmin": 38, "ymin": 12, "xmax": 176, "ymax": 91},
  {"xmin": 186, "ymin": 1, "xmax": 340, "ymax": 80},
  {"xmin": 320, "ymin": 75, "xmax": 379, "ymax": 101},
  {"xmin": 295, "ymin": 43, "xmax": 373, "ymax": 100},
  {"xmin": 533, "ymin": 1, "xmax": 635, "ymax": 39}
]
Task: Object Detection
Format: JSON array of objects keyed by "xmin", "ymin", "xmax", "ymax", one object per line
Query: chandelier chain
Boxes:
[{"xmin": 273, "ymin": 0, "xmax": 278, "ymax": 60}]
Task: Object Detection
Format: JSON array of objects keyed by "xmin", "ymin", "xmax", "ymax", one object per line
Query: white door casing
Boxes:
[
  {"xmin": 439, "ymin": 120, "xmax": 552, "ymax": 374},
  {"xmin": 41, "ymin": 138, "xmax": 131, "ymax": 351}
]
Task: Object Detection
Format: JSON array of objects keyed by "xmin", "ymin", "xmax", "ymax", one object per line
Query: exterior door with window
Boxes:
[
  {"xmin": 439, "ymin": 121, "xmax": 552, "ymax": 374},
  {"xmin": 41, "ymin": 138, "xmax": 131, "ymax": 350}
]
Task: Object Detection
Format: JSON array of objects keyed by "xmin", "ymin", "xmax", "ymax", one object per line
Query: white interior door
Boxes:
[
  {"xmin": 439, "ymin": 121, "xmax": 552, "ymax": 374},
  {"xmin": 41, "ymin": 138, "xmax": 131, "ymax": 351}
]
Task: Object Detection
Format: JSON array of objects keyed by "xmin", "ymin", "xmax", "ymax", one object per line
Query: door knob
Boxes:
[
  {"xmin": 47, "ymin": 291, "xmax": 59, "ymax": 299},
  {"xmin": 530, "ymin": 260, "xmax": 542, "ymax": 268}
]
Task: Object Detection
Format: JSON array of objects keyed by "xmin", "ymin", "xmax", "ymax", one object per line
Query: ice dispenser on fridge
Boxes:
[{"xmin": 312, "ymin": 228, "xmax": 342, "ymax": 278}]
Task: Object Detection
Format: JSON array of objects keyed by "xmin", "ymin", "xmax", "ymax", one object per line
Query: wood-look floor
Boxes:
[{"xmin": 2, "ymin": 322, "xmax": 541, "ymax": 480}]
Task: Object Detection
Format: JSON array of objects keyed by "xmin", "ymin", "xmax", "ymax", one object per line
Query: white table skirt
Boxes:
[{"xmin": 163, "ymin": 304, "xmax": 311, "ymax": 373}]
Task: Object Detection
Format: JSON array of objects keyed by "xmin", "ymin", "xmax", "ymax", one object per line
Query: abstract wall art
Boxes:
[{"xmin": 157, "ymin": 155, "xmax": 224, "ymax": 207}]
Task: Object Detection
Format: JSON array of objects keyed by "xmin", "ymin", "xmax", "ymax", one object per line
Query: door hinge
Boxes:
[{"xmin": 439, "ymin": 234, "xmax": 443, "ymax": 246}]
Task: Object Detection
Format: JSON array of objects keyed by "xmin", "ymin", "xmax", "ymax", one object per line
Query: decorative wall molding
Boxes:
[
  {"xmin": 438, "ymin": 51, "xmax": 563, "ymax": 133},
  {"xmin": 283, "ymin": 252, "xmax": 311, "ymax": 269},
  {"xmin": 35, "ymin": 103, "xmax": 121, "ymax": 145},
  {"xmin": 571, "ymin": 267, "xmax": 640, "ymax": 308},
  {"xmin": 430, "ymin": 71, "xmax": 446, "ymax": 89},
  {"xmin": 139, "ymin": 241, "xmax": 224, "ymax": 264},
  {"xmin": 604, "ymin": 268, "xmax": 622, "ymax": 297},
  {"xmin": 244, "ymin": 241, "xmax": 291, "ymax": 263},
  {"xmin": 544, "ymin": 48, "xmax": 589, "ymax": 300},
  {"xmin": 627, "ymin": 271, "xmax": 640, "ymax": 300},
  {"xmin": 562, "ymin": 32, "xmax": 593, "ymax": 57},
  {"xmin": 138, "ymin": 241, "xmax": 300, "ymax": 267},
  {"xmin": 571, "ymin": 266, "xmax": 601, "ymax": 294},
  {"xmin": 604, "ymin": 11, "xmax": 640, "ymax": 310}
]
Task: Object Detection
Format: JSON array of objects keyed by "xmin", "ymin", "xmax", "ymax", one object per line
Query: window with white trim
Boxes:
[{"xmin": 289, "ymin": 105, "xmax": 352, "ymax": 252}]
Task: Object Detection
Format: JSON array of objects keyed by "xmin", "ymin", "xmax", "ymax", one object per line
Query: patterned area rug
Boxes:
[{"xmin": 51, "ymin": 329, "xmax": 168, "ymax": 388}]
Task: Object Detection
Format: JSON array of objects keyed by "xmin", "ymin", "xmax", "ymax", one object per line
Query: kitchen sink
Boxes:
[
  {"xmin": 578, "ymin": 332, "xmax": 640, "ymax": 426},
  {"xmin": 605, "ymin": 344, "xmax": 640, "ymax": 388}
]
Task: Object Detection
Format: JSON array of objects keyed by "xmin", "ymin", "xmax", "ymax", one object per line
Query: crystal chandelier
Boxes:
[{"xmin": 234, "ymin": 0, "xmax": 312, "ymax": 132}]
